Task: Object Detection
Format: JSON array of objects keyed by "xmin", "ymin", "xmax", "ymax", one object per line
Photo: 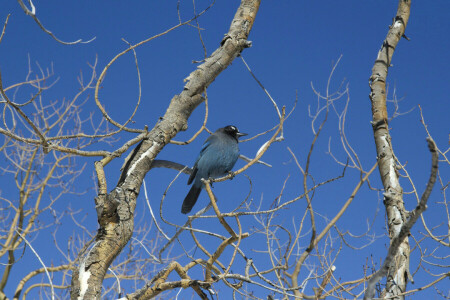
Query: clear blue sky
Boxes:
[{"xmin": 1, "ymin": 1, "xmax": 449, "ymax": 298}]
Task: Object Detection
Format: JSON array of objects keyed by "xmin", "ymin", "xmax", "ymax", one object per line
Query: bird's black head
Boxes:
[{"xmin": 221, "ymin": 125, "xmax": 248, "ymax": 141}]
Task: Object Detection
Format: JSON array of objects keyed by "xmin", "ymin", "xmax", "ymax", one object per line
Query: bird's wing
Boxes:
[
  {"xmin": 187, "ymin": 165, "xmax": 198, "ymax": 185},
  {"xmin": 187, "ymin": 136, "xmax": 216, "ymax": 185}
]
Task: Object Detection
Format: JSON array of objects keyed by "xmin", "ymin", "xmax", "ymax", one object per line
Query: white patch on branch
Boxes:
[
  {"xmin": 393, "ymin": 267, "xmax": 402, "ymax": 286},
  {"xmin": 388, "ymin": 160, "xmax": 399, "ymax": 189},
  {"xmin": 127, "ymin": 141, "xmax": 158, "ymax": 177},
  {"xmin": 256, "ymin": 141, "xmax": 270, "ymax": 157},
  {"xmin": 381, "ymin": 134, "xmax": 399, "ymax": 190},
  {"xmin": 392, "ymin": 207, "xmax": 402, "ymax": 235},
  {"xmin": 78, "ymin": 259, "xmax": 91, "ymax": 300},
  {"xmin": 393, "ymin": 21, "xmax": 403, "ymax": 29},
  {"xmin": 78, "ymin": 242, "xmax": 98, "ymax": 300}
]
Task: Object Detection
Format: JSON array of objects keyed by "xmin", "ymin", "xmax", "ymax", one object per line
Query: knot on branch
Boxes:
[
  {"xmin": 369, "ymin": 73, "xmax": 386, "ymax": 85},
  {"xmin": 394, "ymin": 15, "xmax": 406, "ymax": 27},
  {"xmin": 243, "ymin": 40, "xmax": 252, "ymax": 48},
  {"xmin": 382, "ymin": 40, "xmax": 394, "ymax": 49},
  {"xmin": 383, "ymin": 191, "xmax": 402, "ymax": 206},
  {"xmin": 221, "ymin": 33, "xmax": 232, "ymax": 46},
  {"xmin": 180, "ymin": 279, "xmax": 191, "ymax": 289},
  {"xmin": 95, "ymin": 187, "xmax": 126, "ymax": 227},
  {"xmin": 371, "ymin": 119, "xmax": 389, "ymax": 131},
  {"xmin": 220, "ymin": 33, "xmax": 253, "ymax": 52}
]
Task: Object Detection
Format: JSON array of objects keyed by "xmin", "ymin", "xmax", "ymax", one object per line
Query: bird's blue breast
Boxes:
[{"xmin": 193, "ymin": 134, "xmax": 239, "ymax": 185}]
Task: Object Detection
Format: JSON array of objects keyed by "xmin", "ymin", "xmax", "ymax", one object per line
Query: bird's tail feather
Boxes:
[{"xmin": 181, "ymin": 185, "xmax": 202, "ymax": 214}]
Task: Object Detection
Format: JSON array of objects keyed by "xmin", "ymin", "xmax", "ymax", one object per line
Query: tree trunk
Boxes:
[{"xmin": 369, "ymin": 1, "xmax": 411, "ymax": 299}]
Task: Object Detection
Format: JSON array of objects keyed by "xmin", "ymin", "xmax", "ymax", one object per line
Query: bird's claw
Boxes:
[{"xmin": 228, "ymin": 171, "xmax": 236, "ymax": 180}]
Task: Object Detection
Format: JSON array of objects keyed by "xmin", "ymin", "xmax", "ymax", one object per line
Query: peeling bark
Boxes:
[
  {"xmin": 70, "ymin": 0, "xmax": 261, "ymax": 298},
  {"xmin": 368, "ymin": 1, "xmax": 411, "ymax": 299},
  {"xmin": 364, "ymin": 138, "xmax": 438, "ymax": 300}
]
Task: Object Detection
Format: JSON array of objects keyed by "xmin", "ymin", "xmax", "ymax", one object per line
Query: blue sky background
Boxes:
[{"xmin": 1, "ymin": 1, "xmax": 449, "ymax": 299}]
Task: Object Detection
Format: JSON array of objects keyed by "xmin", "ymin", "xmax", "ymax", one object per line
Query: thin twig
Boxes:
[{"xmin": 15, "ymin": 230, "xmax": 54, "ymax": 300}]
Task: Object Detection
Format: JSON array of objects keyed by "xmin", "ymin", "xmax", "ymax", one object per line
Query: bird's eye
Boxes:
[{"xmin": 231, "ymin": 126, "xmax": 237, "ymax": 132}]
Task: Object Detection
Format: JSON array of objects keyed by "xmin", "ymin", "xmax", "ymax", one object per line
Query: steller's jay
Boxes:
[{"xmin": 181, "ymin": 125, "xmax": 247, "ymax": 214}]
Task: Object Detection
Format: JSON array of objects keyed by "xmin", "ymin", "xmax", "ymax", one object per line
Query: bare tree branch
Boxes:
[
  {"xmin": 364, "ymin": 138, "xmax": 439, "ymax": 300},
  {"xmin": 16, "ymin": 0, "xmax": 95, "ymax": 45}
]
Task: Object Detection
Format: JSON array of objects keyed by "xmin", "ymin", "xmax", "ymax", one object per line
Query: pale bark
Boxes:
[
  {"xmin": 368, "ymin": 0, "xmax": 411, "ymax": 299},
  {"xmin": 364, "ymin": 139, "xmax": 438, "ymax": 300}
]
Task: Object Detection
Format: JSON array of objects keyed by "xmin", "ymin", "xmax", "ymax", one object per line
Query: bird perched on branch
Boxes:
[{"xmin": 181, "ymin": 125, "xmax": 247, "ymax": 214}]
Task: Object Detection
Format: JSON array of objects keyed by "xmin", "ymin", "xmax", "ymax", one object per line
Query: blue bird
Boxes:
[{"xmin": 182, "ymin": 125, "xmax": 247, "ymax": 214}]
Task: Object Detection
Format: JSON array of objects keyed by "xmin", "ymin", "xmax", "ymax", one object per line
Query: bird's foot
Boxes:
[{"xmin": 228, "ymin": 171, "xmax": 236, "ymax": 180}]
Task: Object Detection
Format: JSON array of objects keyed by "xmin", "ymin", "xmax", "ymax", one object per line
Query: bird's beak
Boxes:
[{"xmin": 237, "ymin": 132, "xmax": 248, "ymax": 138}]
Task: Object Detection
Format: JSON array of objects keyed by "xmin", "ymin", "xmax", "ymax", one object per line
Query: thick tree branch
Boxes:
[
  {"xmin": 368, "ymin": 1, "xmax": 411, "ymax": 298},
  {"xmin": 70, "ymin": 1, "xmax": 261, "ymax": 298},
  {"xmin": 364, "ymin": 138, "xmax": 438, "ymax": 300}
]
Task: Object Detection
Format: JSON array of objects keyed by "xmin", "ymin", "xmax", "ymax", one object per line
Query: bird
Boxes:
[{"xmin": 181, "ymin": 125, "xmax": 247, "ymax": 214}]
